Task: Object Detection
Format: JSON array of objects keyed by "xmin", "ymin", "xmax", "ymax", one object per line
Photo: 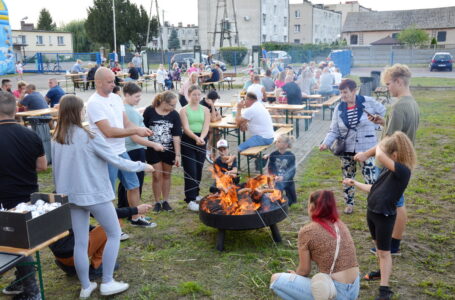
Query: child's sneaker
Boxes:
[
  {"xmin": 80, "ymin": 282, "xmax": 97, "ymax": 299},
  {"xmin": 188, "ymin": 201, "xmax": 199, "ymax": 212},
  {"xmin": 100, "ymin": 280, "xmax": 129, "ymax": 296},
  {"xmin": 152, "ymin": 202, "xmax": 162, "ymax": 213},
  {"xmin": 161, "ymin": 201, "xmax": 173, "ymax": 211},
  {"xmin": 375, "ymin": 286, "xmax": 394, "ymax": 300}
]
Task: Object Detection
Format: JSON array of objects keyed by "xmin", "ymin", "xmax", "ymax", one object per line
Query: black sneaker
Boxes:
[
  {"xmin": 54, "ymin": 259, "xmax": 76, "ymax": 276},
  {"xmin": 161, "ymin": 201, "xmax": 173, "ymax": 211},
  {"xmin": 130, "ymin": 217, "xmax": 157, "ymax": 228},
  {"xmin": 375, "ymin": 286, "xmax": 394, "ymax": 300},
  {"xmin": 12, "ymin": 292, "xmax": 42, "ymax": 300},
  {"xmin": 3, "ymin": 281, "xmax": 23, "ymax": 295},
  {"xmin": 153, "ymin": 202, "xmax": 162, "ymax": 213}
]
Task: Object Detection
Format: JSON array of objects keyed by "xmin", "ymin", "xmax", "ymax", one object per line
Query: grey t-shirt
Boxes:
[
  {"xmin": 382, "ymin": 96, "xmax": 420, "ymax": 144},
  {"xmin": 261, "ymin": 77, "xmax": 275, "ymax": 92},
  {"xmin": 319, "ymin": 73, "xmax": 334, "ymax": 92}
]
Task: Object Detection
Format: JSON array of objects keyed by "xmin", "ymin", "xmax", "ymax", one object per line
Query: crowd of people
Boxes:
[{"xmin": 0, "ymin": 60, "xmax": 419, "ymax": 300}]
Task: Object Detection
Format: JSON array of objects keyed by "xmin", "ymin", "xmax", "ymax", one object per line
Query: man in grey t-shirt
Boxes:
[{"xmin": 261, "ymin": 69, "xmax": 275, "ymax": 92}]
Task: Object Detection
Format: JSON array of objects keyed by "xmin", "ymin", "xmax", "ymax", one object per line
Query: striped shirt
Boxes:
[{"xmin": 347, "ymin": 105, "xmax": 358, "ymax": 127}]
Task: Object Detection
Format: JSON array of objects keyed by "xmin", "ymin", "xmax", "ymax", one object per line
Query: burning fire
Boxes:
[{"xmin": 200, "ymin": 165, "xmax": 286, "ymax": 215}]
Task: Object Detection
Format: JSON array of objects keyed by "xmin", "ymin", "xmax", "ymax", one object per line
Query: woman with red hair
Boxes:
[{"xmin": 270, "ymin": 190, "xmax": 360, "ymax": 300}]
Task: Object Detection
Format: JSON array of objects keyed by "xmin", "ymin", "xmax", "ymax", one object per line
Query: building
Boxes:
[
  {"xmin": 149, "ymin": 22, "xmax": 199, "ymax": 51},
  {"xmin": 342, "ymin": 6, "xmax": 455, "ymax": 46},
  {"xmin": 324, "ymin": 1, "xmax": 372, "ymax": 27},
  {"xmin": 289, "ymin": 1, "xmax": 342, "ymax": 44},
  {"xmin": 12, "ymin": 21, "xmax": 73, "ymax": 61},
  {"xmin": 198, "ymin": 0, "xmax": 289, "ymax": 51}
]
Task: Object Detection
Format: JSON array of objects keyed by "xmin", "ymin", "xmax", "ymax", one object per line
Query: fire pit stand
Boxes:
[{"xmin": 199, "ymin": 201, "xmax": 288, "ymax": 251}]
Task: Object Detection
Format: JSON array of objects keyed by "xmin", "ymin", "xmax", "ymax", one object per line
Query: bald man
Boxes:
[
  {"xmin": 86, "ymin": 67, "xmax": 154, "ymax": 227},
  {"xmin": 45, "ymin": 78, "xmax": 65, "ymax": 107}
]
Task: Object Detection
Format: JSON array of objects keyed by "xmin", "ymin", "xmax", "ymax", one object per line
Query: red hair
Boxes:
[{"xmin": 309, "ymin": 190, "xmax": 339, "ymax": 238}]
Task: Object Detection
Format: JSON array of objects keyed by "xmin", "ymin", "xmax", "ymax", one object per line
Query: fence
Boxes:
[
  {"xmin": 18, "ymin": 52, "xmax": 101, "ymax": 73},
  {"xmin": 349, "ymin": 45, "xmax": 455, "ymax": 66}
]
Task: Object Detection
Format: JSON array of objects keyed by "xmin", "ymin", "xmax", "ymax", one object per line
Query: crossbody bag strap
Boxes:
[{"xmin": 329, "ymin": 223, "xmax": 341, "ymax": 275}]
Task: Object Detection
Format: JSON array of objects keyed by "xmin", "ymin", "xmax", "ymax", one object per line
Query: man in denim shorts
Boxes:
[{"xmin": 87, "ymin": 67, "xmax": 154, "ymax": 227}]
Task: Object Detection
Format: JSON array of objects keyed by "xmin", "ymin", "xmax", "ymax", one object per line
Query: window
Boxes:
[
  {"xmin": 274, "ymin": 25, "xmax": 277, "ymax": 33},
  {"xmin": 188, "ymin": 40, "xmax": 193, "ymax": 46},
  {"xmin": 284, "ymin": 36, "xmax": 287, "ymax": 43},
  {"xmin": 18, "ymin": 35, "xmax": 26, "ymax": 44},
  {"xmin": 168, "ymin": 28, "xmax": 171, "ymax": 34},
  {"xmin": 391, "ymin": 32, "xmax": 399, "ymax": 39},
  {"xmin": 262, "ymin": 13, "xmax": 266, "ymax": 25},
  {"xmin": 274, "ymin": 5, "xmax": 277, "ymax": 14},
  {"xmin": 182, "ymin": 40, "xmax": 186, "ymax": 45},
  {"xmin": 58, "ymin": 36, "xmax": 64, "ymax": 45},
  {"xmin": 295, "ymin": 10, "xmax": 301, "ymax": 18},
  {"xmin": 195, "ymin": 30, "xmax": 198, "ymax": 36},
  {"xmin": 36, "ymin": 35, "xmax": 43, "ymax": 45},
  {"xmin": 294, "ymin": 39, "xmax": 300, "ymax": 44},
  {"xmin": 350, "ymin": 34, "xmax": 358, "ymax": 45},
  {"xmin": 262, "ymin": 34, "xmax": 267, "ymax": 42},
  {"xmin": 437, "ymin": 31, "xmax": 447, "ymax": 42},
  {"xmin": 284, "ymin": 17, "xmax": 287, "ymax": 27},
  {"xmin": 294, "ymin": 24, "xmax": 301, "ymax": 33},
  {"xmin": 48, "ymin": 36, "xmax": 52, "ymax": 45}
]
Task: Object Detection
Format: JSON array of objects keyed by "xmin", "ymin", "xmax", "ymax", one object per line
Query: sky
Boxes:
[{"xmin": 6, "ymin": 0, "xmax": 455, "ymax": 30}]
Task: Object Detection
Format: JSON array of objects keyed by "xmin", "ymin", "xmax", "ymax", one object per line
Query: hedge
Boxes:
[
  {"xmin": 261, "ymin": 42, "xmax": 345, "ymax": 63},
  {"xmin": 220, "ymin": 47, "xmax": 248, "ymax": 66}
]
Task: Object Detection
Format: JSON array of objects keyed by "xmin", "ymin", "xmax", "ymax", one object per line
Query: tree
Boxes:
[
  {"xmin": 61, "ymin": 20, "xmax": 92, "ymax": 52},
  {"xmin": 397, "ymin": 26, "xmax": 430, "ymax": 47},
  {"xmin": 168, "ymin": 29, "xmax": 180, "ymax": 50},
  {"xmin": 37, "ymin": 8, "xmax": 56, "ymax": 31},
  {"xmin": 85, "ymin": 0, "xmax": 158, "ymax": 51}
]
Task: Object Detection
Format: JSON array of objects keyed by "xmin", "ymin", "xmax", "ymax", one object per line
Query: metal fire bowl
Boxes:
[{"xmin": 199, "ymin": 199, "xmax": 288, "ymax": 230}]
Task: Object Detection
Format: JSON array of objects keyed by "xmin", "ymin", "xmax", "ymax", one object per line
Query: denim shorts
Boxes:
[
  {"xmin": 270, "ymin": 272, "xmax": 360, "ymax": 300},
  {"xmin": 107, "ymin": 152, "xmax": 140, "ymax": 191}
]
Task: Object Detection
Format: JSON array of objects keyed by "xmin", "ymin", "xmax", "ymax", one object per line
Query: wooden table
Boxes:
[
  {"xmin": 142, "ymin": 73, "xmax": 157, "ymax": 92},
  {"xmin": 0, "ymin": 231, "xmax": 69, "ymax": 300},
  {"xmin": 63, "ymin": 72, "xmax": 88, "ymax": 93},
  {"xmin": 16, "ymin": 108, "xmax": 58, "ymax": 118},
  {"xmin": 214, "ymin": 102, "xmax": 235, "ymax": 115},
  {"xmin": 210, "ymin": 115, "xmax": 242, "ymax": 168},
  {"xmin": 264, "ymin": 103, "xmax": 306, "ymax": 123}
]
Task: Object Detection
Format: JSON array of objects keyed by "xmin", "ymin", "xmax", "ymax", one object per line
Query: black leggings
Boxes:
[
  {"xmin": 181, "ymin": 133, "xmax": 206, "ymax": 203},
  {"xmin": 367, "ymin": 210, "xmax": 396, "ymax": 251}
]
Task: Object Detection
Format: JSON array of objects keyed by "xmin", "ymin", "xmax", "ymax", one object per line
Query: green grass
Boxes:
[
  {"xmin": 348, "ymin": 75, "xmax": 455, "ymax": 87},
  {"xmin": 1, "ymin": 90, "xmax": 454, "ymax": 299}
]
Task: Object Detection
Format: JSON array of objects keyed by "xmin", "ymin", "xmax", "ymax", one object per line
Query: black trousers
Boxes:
[
  {"xmin": 15, "ymin": 257, "xmax": 39, "ymax": 295},
  {"xmin": 276, "ymin": 181, "xmax": 297, "ymax": 205},
  {"xmin": 181, "ymin": 134, "xmax": 206, "ymax": 203},
  {"xmin": 117, "ymin": 148, "xmax": 146, "ymax": 208}
]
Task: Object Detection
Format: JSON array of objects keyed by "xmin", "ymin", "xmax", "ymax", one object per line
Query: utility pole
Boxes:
[
  {"xmin": 113, "ymin": 0, "xmax": 117, "ymax": 52},
  {"xmin": 155, "ymin": 0, "xmax": 165, "ymax": 64},
  {"xmin": 146, "ymin": 0, "xmax": 153, "ymax": 47}
]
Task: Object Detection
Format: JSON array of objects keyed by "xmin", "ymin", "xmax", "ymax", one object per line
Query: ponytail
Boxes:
[
  {"xmin": 152, "ymin": 91, "xmax": 177, "ymax": 108},
  {"xmin": 152, "ymin": 93, "xmax": 163, "ymax": 108}
]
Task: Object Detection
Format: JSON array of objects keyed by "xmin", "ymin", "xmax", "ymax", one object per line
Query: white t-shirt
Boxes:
[
  {"xmin": 333, "ymin": 72, "xmax": 342, "ymax": 85},
  {"xmin": 247, "ymin": 83, "xmax": 265, "ymax": 103},
  {"xmin": 241, "ymin": 101, "xmax": 274, "ymax": 139},
  {"xmin": 87, "ymin": 92, "xmax": 126, "ymax": 155}
]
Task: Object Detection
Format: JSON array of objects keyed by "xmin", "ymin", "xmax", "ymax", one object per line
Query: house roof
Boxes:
[
  {"xmin": 342, "ymin": 6, "xmax": 455, "ymax": 32},
  {"xmin": 370, "ymin": 36, "xmax": 401, "ymax": 45}
]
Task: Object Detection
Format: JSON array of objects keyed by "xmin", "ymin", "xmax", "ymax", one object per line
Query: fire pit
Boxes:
[{"xmin": 199, "ymin": 169, "xmax": 288, "ymax": 251}]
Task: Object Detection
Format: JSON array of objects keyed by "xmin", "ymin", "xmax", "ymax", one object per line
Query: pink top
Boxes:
[
  {"xmin": 187, "ymin": 67, "xmax": 200, "ymax": 74},
  {"xmin": 13, "ymin": 90, "xmax": 22, "ymax": 99},
  {"xmin": 275, "ymin": 80, "xmax": 285, "ymax": 88}
]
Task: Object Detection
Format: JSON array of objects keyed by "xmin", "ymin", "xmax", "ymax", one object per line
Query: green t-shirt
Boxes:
[
  {"xmin": 124, "ymin": 104, "xmax": 146, "ymax": 152},
  {"xmin": 381, "ymin": 96, "xmax": 420, "ymax": 144},
  {"xmin": 186, "ymin": 104, "xmax": 205, "ymax": 133}
]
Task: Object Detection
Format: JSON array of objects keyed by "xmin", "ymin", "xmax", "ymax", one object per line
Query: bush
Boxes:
[{"xmin": 220, "ymin": 46, "xmax": 248, "ymax": 66}]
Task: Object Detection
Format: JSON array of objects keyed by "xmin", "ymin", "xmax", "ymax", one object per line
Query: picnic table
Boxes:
[
  {"xmin": 62, "ymin": 72, "xmax": 88, "ymax": 93},
  {"xmin": 0, "ymin": 231, "xmax": 69, "ymax": 300},
  {"xmin": 16, "ymin": 108, "xmax": 58, "ymax": 118}
]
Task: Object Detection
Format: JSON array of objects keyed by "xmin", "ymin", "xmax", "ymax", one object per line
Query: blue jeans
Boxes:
[
  {"xmin": 270, "ymin": 273, "xmax": 360, "ymax": 300},
  {"xmin": 375, "ymin": 166, "xmax": 405, "ymax": 207},
  {"xmin": 107, "ymin": 152, "xmax": 140, "ymax": 192},
  {"xmin": 238, "ymin": 135, "xmax": 274, "ymax": 151}
]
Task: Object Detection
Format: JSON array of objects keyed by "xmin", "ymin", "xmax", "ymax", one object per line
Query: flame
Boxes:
[{"xmin": 201, "ymin": 166, "xmax": 285, "ymax": 215}]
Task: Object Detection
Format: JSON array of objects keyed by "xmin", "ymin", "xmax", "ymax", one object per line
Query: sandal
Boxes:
[
  {"xmin": 344, "ymin": 205, "xmax": 354, "ymax": 214},
  {"xmin": 364, "ymin": 270, "xmax": 381, "ymax": 281}
]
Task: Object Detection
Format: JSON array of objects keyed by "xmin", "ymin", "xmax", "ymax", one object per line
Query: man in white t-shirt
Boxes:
[
  {"xmin": 235, "ymin": 92, "xmax": 274, "ymax": 151},
  {"xmin": 87, "ymin": 67, "xmax": 153, "ymax": 227},
  {"xmin": 247, "ymin": 75, "xmax": 267, "ymax": 103}
]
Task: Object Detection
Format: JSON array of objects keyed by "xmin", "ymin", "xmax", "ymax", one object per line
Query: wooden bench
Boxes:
[
  {"xmin": 240, "ymin": 126, "xmax": 294, "ymax": 176},
  {"xmin": 223, "ymin": 72, "xmax": 237, "ymax": 89},
  {"xmin": 201, "ymin": 80, "xmax": 223, "ymax": 92},
  {"xmin": 312, "ymin": 96, "xmax": 341, "ymax": 120},
  {"xmin": 270, "ymin": 114, "xmax": 313, "ymax": 137}
]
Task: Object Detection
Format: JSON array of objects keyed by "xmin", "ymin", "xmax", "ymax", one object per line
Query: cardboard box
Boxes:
[{"xmin": 0, "ymin": 193, "xmax": 71, "ymax": 249}]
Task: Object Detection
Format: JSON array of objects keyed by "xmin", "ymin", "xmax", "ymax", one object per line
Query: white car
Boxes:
[{"xmin": 268, "ymin": 51, "xmax": 292, "ymax": 65}]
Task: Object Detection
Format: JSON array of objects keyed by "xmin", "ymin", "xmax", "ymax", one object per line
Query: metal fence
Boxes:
[{"xmin": 18, "ymin": 52, "xmax": 101, "ymax": 73}]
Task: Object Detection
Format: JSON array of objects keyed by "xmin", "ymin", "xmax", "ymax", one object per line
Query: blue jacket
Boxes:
[{"xmin": 323, "ymin": 95, "xmax": 386, "ymax": 153}]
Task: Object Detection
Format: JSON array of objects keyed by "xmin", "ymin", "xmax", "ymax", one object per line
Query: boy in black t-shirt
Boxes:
[
  {"xmin": 210, "ymin": 139, "xmax": 239, "ymax": 193},
  {"xmin": 343, "ymin": 132, "xmax": 416, "ymax": 300}
]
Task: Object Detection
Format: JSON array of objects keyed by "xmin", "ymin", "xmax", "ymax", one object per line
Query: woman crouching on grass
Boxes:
[
  {"xmin": 52, "ymin": 95, "xmax": 154, "ymax": 298},
  {"xmin": 343, "ymin": 131, "xmax": 416, "ymax": 300},
  {"xmin": 270, "ymin": 190, "xmax": 360, "ymax": 300}
]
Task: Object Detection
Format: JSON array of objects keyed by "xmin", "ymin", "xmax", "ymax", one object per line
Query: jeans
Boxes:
[
  {"xmin": 107, "ymin": 152, "xmax": 140, "ymax": 192},
  {"xmin": 238, "ymin": 135, "xmax": 274, "ymax": 152},
  {"xmin": 181, "ymin": 134, "xmax": 206, "ymax": 202},
  {"xmin": 270, "ymin": 273, "xmax": 360, "ymax": 300},
  {"xmin": 117, "ymin": 148, "xmax": 145, "ymax": 208}
]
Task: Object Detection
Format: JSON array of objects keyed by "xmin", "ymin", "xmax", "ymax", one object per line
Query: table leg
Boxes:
[
  {"xmin": 237, "ymin": 128, "xmax": 241, "ymax": 170},
  {"xmin": 285, "ymin": 111, "xmax": 289, "ymax": 124},
  {"xmin": 35, "ymin": 251, "xmax": 45, "ymax": 300}
]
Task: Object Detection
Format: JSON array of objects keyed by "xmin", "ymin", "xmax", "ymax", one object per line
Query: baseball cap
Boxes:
[
  {"xmin": 207, "ymin": 90, "xmax": 220, "ymax": 100},
  {"xmin": 216, "ymin": 139, "xmax": 228, "ymax": 149}
]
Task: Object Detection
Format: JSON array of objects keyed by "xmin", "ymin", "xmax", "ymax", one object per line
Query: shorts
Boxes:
[
  {"xmin": 146, "ymin": 148, "xmax": 176, "ymax": 165},
  {"xmin": 107, "ymin": 152, "xmax": 140, "ymax": 191},
  {"xmin": 367, "ymin": 210, "xmax": 396, "ymax": 251}
]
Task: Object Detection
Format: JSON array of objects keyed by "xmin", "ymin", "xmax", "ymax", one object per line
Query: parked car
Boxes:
[
  {"xmin": 429, "ymin": 52, "xmax": 453, "ymax": 72},
  {"xmin": 268, "ymin": 51, "xmax": 292, "ymax": 66},
  {"xmin": 170, "ymin": 53, "xmax": 227, "ymax": 72}
]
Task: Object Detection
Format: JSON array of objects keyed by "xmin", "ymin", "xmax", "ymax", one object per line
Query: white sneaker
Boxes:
[
  {"xmin": 80, "ymin": 282, "xmax": 97, "ymax": 299},
  {"xmin": 120, "ymin": 232, "xmax": 129, "ymax": 241},
  {"xmin": 187, "ymin": 201, "xmax": 199, "ymax": 212},
  {"xmin": 100, "ymin": 280, "xmax": 129, "ymax": 296},
  {"xmin": 195, "ymin": 195, "xmax": 203, "ymax": 203}
]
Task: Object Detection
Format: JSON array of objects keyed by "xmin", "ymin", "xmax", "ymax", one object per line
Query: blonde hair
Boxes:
[
  {"xmin": 17, "ymin": 81, "xmax": 27, "ymax": 88},
  {"xmin": 277, "ymin": 134, "xmax": 296, "ymax": 148},
  {"xmin": 382, "ymin": 64, "xmax": 412, "ymax": 86},
  {"xmin": 380, "ymin": 131, "xmax": 417, "ymax": 170},
  {"xmin": 152, "ymin": 90, "xmax": 177, "ymax": 108}
]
